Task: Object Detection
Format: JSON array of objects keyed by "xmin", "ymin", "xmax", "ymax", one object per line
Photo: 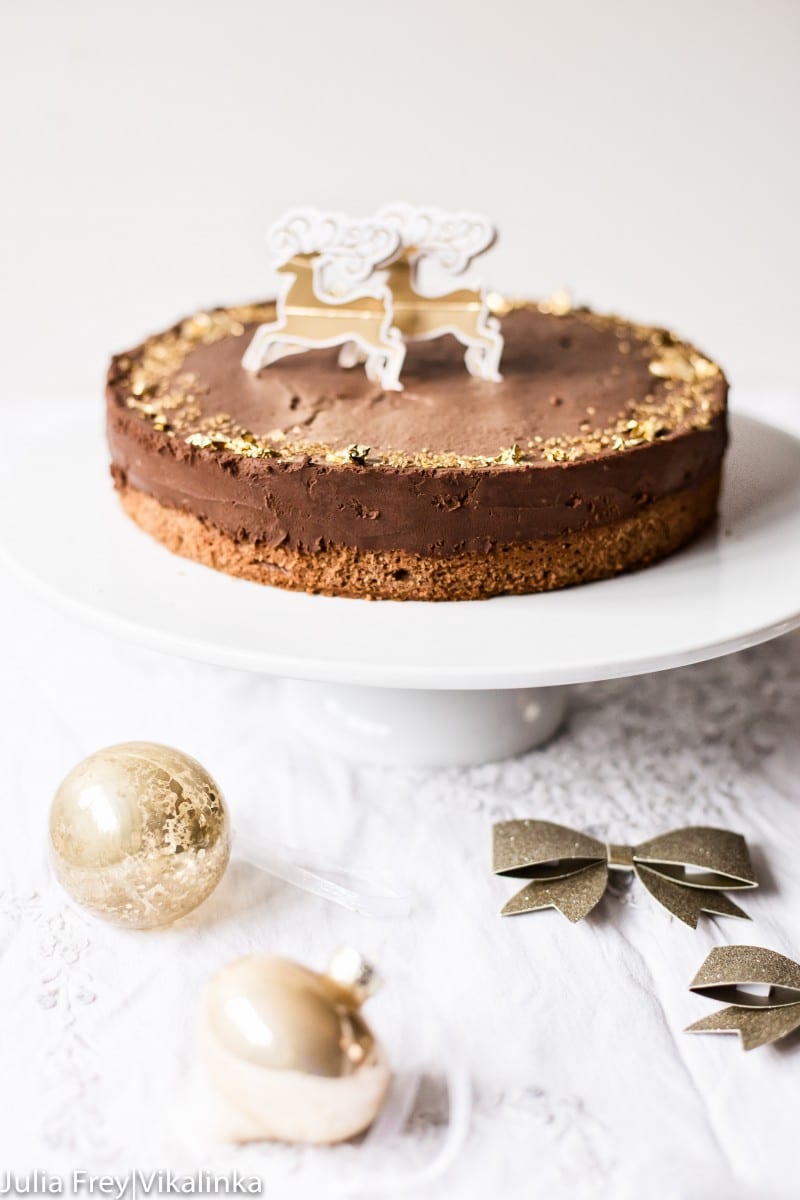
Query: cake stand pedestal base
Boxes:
[{"xmin": 280, "ymin": 681, "xmax": 568, "ymax": 767}]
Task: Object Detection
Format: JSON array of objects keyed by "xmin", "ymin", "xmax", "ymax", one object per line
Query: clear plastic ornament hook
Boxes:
[
  {"xmin": 233, "ymin": 831, "xmax": 413, "ymax": 920},
  {"xmin": 352, "ymin": 1026, "xmax": 471, "ymax": 1194}
]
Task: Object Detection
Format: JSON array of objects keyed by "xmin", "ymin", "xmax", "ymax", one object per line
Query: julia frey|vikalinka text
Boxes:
[{"xmin": 0, "ymin": 1173, "xmax": 263, "ymax": 1197}]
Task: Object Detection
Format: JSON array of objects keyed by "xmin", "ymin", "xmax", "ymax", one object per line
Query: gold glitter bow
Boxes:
[
  {"xmin": 493, "ymin": 820, "xmax": 757, "ymax": 926},
  {"xmin": 686, "ymin": 946, "xmax": 800, "ymax": 1050}
]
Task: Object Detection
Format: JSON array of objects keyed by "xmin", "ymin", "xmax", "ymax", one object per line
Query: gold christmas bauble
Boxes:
[
  {"xmin": 199, "ymin": 948, "xmax": 391, "ymax": 1144},
  {"xmin": 50, "ymin": 742, "xmax": 231, "ymax": 929}
]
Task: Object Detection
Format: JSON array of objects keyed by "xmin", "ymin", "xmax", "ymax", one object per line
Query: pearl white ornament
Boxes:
[{"xmin": 199, "ymin": 949, "xmax": 390, "ymax": 1144}]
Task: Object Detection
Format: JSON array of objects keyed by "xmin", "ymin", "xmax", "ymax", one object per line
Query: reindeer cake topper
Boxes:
[{"xmin": 241, "ymin": 205, "xmax": 504, "ymax": 391}]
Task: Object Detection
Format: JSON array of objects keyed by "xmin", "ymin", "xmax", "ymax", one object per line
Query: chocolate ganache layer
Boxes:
[{"xmin": 106, "ymin": 300, "xmax": 728, "ymax": 599}]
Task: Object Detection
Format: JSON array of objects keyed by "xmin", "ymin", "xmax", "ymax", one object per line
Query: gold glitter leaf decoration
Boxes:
[
  {"xmin": 493, "ymin": 820, "xmax": 757, "ymax": 926},
  {"xmin": 686, "ymin": 946, "xmax": 800, "ymax": 1051}
]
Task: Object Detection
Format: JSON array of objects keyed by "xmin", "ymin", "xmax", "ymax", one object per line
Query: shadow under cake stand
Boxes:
[{"xmin": 2, "ymin": 412, "xmax": 799, "ymax": 767}]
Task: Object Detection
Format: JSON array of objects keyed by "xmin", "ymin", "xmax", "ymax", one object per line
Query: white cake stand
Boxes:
[{"xmin": 2, "ymin": 412, "xmax": 799, "ymax": 766}]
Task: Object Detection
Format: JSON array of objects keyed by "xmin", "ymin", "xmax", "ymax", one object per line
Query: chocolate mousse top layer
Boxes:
[
  {"xmin": 107, "ymin": 300, "xmax": 726, "ymax": 467},
  {"xmin": 106, "ymin": 300, "xmax": 728, "ymax": 555}
]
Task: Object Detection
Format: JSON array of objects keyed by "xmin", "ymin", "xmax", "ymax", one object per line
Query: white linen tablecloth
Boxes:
[{"xmin": 0, "ymin": 393, "xmax": 798, "ymax": 1200}]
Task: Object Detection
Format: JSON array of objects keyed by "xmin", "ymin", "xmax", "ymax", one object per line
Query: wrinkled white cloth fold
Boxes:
[{"xmin": 0, "ymin": 392, "xmax": 798, "ymax": 1200}]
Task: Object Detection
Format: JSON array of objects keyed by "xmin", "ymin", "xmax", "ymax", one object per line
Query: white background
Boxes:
[
  {"xmin": 1, "ymin": 0, "xmax": 799, "ymax": 405},
  {"xmin": 1, "ymin": 4, "xmax": 800, "ymax": 1199}
]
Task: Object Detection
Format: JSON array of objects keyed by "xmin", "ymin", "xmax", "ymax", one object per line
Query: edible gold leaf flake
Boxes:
[
  {"xmin": 648, "ymin": 347, "xmax": 720, "ymax": 385},
  {"xmin": 486, "ymin": 291, "xmax": 515, "ymax": 317},
  {"xmin": 538, "ymin": 288, "xmax": 572, "ymax": 316}
]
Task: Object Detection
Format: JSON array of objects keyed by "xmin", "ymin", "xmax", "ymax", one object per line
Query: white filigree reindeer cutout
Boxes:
[
  {"xmin": 242, "ymin": 205, "xmax": 504, "ymax": 391},
  {"xmin": 242, "ymin": 208, "xmax": 407, "ymax": 391},
  {"xmin": 370, "ymin": 204, "xmax": 503, "ymax": 382}
]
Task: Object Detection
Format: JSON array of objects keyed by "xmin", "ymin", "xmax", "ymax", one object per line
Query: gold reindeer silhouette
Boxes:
[
  {"xmin": 242, "ymin": 253, "xmax": 406, "ymax": 391},
  {"xmin": 339, "ymin": 253, "xmax": 503, "ymax": 382}
]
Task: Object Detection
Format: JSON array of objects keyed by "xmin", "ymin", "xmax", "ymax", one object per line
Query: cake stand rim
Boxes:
[{"xmin": 1, "ymin": 408, "xmax": 799, "ymax": 690}]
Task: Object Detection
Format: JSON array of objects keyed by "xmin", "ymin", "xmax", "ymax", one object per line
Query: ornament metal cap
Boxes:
[{"xmin": 325, "ymin": 945, "xmax": 381, "ymax": 1006}]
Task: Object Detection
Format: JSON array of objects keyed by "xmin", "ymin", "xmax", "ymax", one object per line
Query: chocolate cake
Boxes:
[{"xmin": 106, "ymin": 298, "xmax": 728, "ymax": 601}]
